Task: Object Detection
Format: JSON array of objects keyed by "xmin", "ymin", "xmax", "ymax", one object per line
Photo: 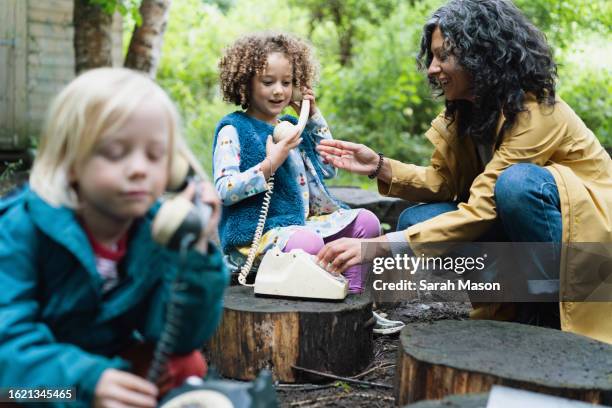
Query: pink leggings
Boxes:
[{"xmin": 282, "ymin": 209, "xmax": 381, "ymax": 293}]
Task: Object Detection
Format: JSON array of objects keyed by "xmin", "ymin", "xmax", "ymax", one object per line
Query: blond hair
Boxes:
[{"xmin": 30, "ymin": 67, "xmax": 201, "ymax": 208}]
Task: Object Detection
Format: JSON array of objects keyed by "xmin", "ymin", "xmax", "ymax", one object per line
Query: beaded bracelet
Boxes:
[{"xmin": 368, "ymin": 152, "xmax": 385, "ymax": 179}]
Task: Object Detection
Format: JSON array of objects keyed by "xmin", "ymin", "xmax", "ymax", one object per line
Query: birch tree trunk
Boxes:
[
  {"xmin": 73, "ymin": 0, "xmax": 113, "ymax": 74},
  {"xmin": 124, "ymin": 0, "xmax": 172, "ymax": 79}
]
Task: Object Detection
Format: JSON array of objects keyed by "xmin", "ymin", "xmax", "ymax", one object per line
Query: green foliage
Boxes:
[
  {"xmin": 315, "ymin": 0, "xmax": 445, "ymax": 171},
  {"xmin": 156, "ymin": 0, "xmax": 311, "ymax": 164},
  {"xmin": 154, "ymin": 0, "xmax": 612, "ymax": 189},
  {"xmin": 291, "ymin": 0, "xmax": 398, "ymax": 65},
  {"xmin": 89, "ymin": 0, "xmax": 141, "ymax": 23},
  {"xmin": 556, "ymin": 34, "xmax": 612, "ymax": 147},
  {"xmin": 514, "ymin": 0, "xmax": 611, "ymax": 49},
  {"xmin": 333, "ymin": 380, "xmax": 351, "ymax": 392}
]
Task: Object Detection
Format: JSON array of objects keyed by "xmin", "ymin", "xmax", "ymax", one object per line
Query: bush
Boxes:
[
  {"xmin": 556, "ymin": 34, "xmax": 612, "ymax": 147},
  {"xmin": 154, "ymin": 0, "xmax": 612, "ymax": 187}
]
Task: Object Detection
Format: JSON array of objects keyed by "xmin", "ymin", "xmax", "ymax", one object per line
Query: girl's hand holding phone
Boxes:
[
  {"xmin": 289, "ymin": 87, "xmax": 317, "ymax": 118},
  {"xmin": 264, "ymin": 129, "xmax": 302, "ymax": 177}
]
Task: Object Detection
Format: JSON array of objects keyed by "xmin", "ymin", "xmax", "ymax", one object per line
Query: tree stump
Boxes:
[
  {"xmin": 395, "ymin": 319, "xmax": 612, "ymax": 406},
  {"xmin": 207, "ymin": 285, "xmax": 373, "ymax": 382}
]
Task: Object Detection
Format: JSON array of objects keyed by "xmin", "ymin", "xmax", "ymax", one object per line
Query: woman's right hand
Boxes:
[
  {"xmin": 94, "ymin": 368, "xmax": 158, "ymax": 408},
  {"xmin": 265, "ymin": 128, "xmax": 302, "ymax": 174},
  {"xmin": 316, "ymin": 139, "xmax": 380, "ymax": 176}
]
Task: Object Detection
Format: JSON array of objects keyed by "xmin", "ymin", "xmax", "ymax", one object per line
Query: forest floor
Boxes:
[{"xmin": 275, "ymin": 300, "xmax": 471, "ymax": 408}]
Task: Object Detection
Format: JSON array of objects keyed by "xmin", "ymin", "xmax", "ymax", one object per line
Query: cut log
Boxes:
[
  {"xmin": 395, "ymin": 319, "xmax": 612, "ymax": 406},
  {"xmin": 207, "ymin": 285, "xmax": 373, "ymax": 382}
]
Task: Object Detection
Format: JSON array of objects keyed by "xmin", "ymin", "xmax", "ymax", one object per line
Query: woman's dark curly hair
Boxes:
[
  {"xmin": 417, "ymin": 0, "xmax": 557, "ymax": 147},
  {"xmin": 219, "ymin": 32, "xmax": 318, "ymax": 109}
]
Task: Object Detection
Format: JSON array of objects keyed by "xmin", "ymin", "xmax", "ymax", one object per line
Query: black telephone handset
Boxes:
[{"xmin": 151, "ymin": 151, "xmax": 212, "ymax": 250}]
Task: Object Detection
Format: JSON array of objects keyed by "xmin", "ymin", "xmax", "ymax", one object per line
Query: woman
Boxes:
[{"xmin": 316, "ymin": 0, "xmax": 612, "ymax": 344}]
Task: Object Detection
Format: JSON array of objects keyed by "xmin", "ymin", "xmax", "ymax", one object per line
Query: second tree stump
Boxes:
[
  {"xmin": 395, "ymin": 319, "xmax": 612, "ymax": 406},
  {"xmin": 207, "ymin": 285, "xmax": 373, "ymax": 382}
]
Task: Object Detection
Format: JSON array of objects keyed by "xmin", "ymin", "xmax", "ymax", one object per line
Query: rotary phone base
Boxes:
[
  {"xmin": 158, "ymin": 369, "xmax": 277, "ymax": 408},
  {"xmin": 254, "ymin": 247, "xmax": 348, "ymax": 300},
  {"xmin": 238, "ymin": 93, "xmax": 349, "ymax": 301}
]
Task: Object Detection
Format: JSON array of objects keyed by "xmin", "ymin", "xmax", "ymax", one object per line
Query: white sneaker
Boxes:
[{"xmin": 372, "ymin": 311, "xmax": 405, "ymax": 335}]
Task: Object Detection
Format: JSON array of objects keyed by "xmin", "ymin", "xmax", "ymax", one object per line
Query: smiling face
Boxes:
[
  {"xmin": 73, "ymin": 99, "xmax": 170, "ymax": 228},
  {"xmin": 428, "ymin": 26, "xmax": 473, "ymax": 101},
  {"xmin": 246, "ymin": 52, "xmax": 294, "ymax": 124}
]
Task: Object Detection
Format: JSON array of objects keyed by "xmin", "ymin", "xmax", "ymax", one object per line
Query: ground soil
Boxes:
[{"xmin": 275, "ymin": 300, "xmax": 471, "ymax": 408}]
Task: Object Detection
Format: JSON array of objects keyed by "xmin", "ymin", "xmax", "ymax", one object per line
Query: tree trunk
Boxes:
[
  {"xmin": 73, "ymin": 0, "xmax": 113, "ymax": 74},
  {"xmin": 395, "ymin": 319, "xmax": 612, "ymax": 406},
  {"xmin": 207, "ymin": 286, "xmax": 374, "ymax": 383},
  {"xmin": 329, "ymin": 2, "xmax": 353, "ymax": 66},
  {"xmin": 124, "ymin": 0, "xmax": 172, "ymax": 78},
  {"xmin": 338, "ymin": 27, "xmax": 354, "ymax": 67}
]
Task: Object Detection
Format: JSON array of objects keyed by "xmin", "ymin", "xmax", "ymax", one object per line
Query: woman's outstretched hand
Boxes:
[
  {"xmin": 316, "ymin": 140, "xmax": 383, "ymax": 177},
  {"xmin": 316, "ymin": 236, "xmax": 391, "ymax": 275}
]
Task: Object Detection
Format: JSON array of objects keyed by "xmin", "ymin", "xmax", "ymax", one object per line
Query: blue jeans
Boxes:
[
  {"xmin": 397, "ymin": 163, "xmax": 562, "ymax": 243},
  {"xmin": 397, "ymin": 164, "xmax": 562, "ymax": 325}
]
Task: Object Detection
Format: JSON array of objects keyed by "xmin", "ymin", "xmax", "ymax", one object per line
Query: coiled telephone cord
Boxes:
[
  {"xmin": 147, "ymin": 234, "xmax": 196, "ymax": 385},
  {"xmin": 238, "ymin": 175, "xmax": 275, "ymax": 286}
]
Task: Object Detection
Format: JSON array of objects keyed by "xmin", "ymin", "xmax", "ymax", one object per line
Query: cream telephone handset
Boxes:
[
  {"xmin": 238, "ymin": 93, "xmax": 349, "ymax": 300},
  {"xmin": 271, "ymin": 88, "xmax": 310, "ymax": 142},
  {"xmin": 151, "ymin": 149, "xmax": 212, "ymax": 250}
]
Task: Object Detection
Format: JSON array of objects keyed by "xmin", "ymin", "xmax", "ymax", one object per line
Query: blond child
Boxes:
[{"xmin": 0, "ymin": 68, "xmax": 228, "ymax": 407}]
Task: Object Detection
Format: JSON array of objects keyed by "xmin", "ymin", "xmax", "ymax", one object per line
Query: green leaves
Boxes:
[
  {"xmin": 153, "ymin": 0, "xmax": 611, "ymax": 182},
  {"xmin": 89, "ymin": 0, "xmax": 142, "ymax": 23}
]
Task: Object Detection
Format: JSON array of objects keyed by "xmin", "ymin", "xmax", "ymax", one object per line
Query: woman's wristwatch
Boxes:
[{"xmin": 368, "ymin": 152, "xmax": 385, "ymax": 179}]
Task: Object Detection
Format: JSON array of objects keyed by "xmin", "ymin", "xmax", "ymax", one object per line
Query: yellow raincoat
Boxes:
[{"xmin": 378, "ymin": 95, "xmax": 612, "ymax": 344}]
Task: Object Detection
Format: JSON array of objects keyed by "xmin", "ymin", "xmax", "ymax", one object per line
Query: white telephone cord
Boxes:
[{"xmin": 238, "ymin": 175, "xmax": 274, "ymax": 286}]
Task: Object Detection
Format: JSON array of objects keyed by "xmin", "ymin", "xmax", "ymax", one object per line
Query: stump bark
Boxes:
[
  {"xmin": 207, "ymin": 286, "xmax": 373, "ymax": 382},
  {"xmin": 395, "ymin": 319, "xmax": 612, "ymax": 406}
]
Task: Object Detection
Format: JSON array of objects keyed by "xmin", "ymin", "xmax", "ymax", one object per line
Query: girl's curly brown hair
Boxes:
[{"xmin": 219, "ymin": 32, "xmax": 318, "ymax": 109}]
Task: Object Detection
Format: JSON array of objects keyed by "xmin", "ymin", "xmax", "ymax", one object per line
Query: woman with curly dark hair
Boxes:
[
  {"xmin": 316, "ymin": 0, "xmax": 612, "ymax": 343},
  {"xmin": 212, "ymin": 32, "xmax": 380, "ymax": 294}
]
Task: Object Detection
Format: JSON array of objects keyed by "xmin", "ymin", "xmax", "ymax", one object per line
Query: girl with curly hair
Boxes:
[
  {"xmin": 213, "ymin": 32, "xmax": 380, "ymax": 293},
  {"xmin": 316, "ymin": 0, "xmax": 612, "ymax": 343}
]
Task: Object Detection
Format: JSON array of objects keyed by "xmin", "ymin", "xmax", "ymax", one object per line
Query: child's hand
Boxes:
[
  {"xmin": 94, "ymin": 368, "xmax": 158, "ymax": 408},
  {"xmin": 289, "ymin": 87, "xmax": 317, "ymax": 118},
  {"xmin": 265, "ymin": 130, "xmax": 302, "ymax": 174},
  {"xmin": 180, "ymin": 181, "xmax": 222, "ymax": 253}
]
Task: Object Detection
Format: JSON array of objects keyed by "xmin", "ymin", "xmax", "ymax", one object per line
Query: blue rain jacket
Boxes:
[{"xmin": 0, "ymin": 187, "xmax": 229, "ymax": 407}]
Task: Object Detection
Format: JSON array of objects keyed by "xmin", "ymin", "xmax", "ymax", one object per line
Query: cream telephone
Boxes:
[
  {"xmin": 151, "ymin": 148, "xmax": 212, "ymax": 250},
  {"xmin": 238, "ymin": 90, "xmax": 349, "ymax": 300}
]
